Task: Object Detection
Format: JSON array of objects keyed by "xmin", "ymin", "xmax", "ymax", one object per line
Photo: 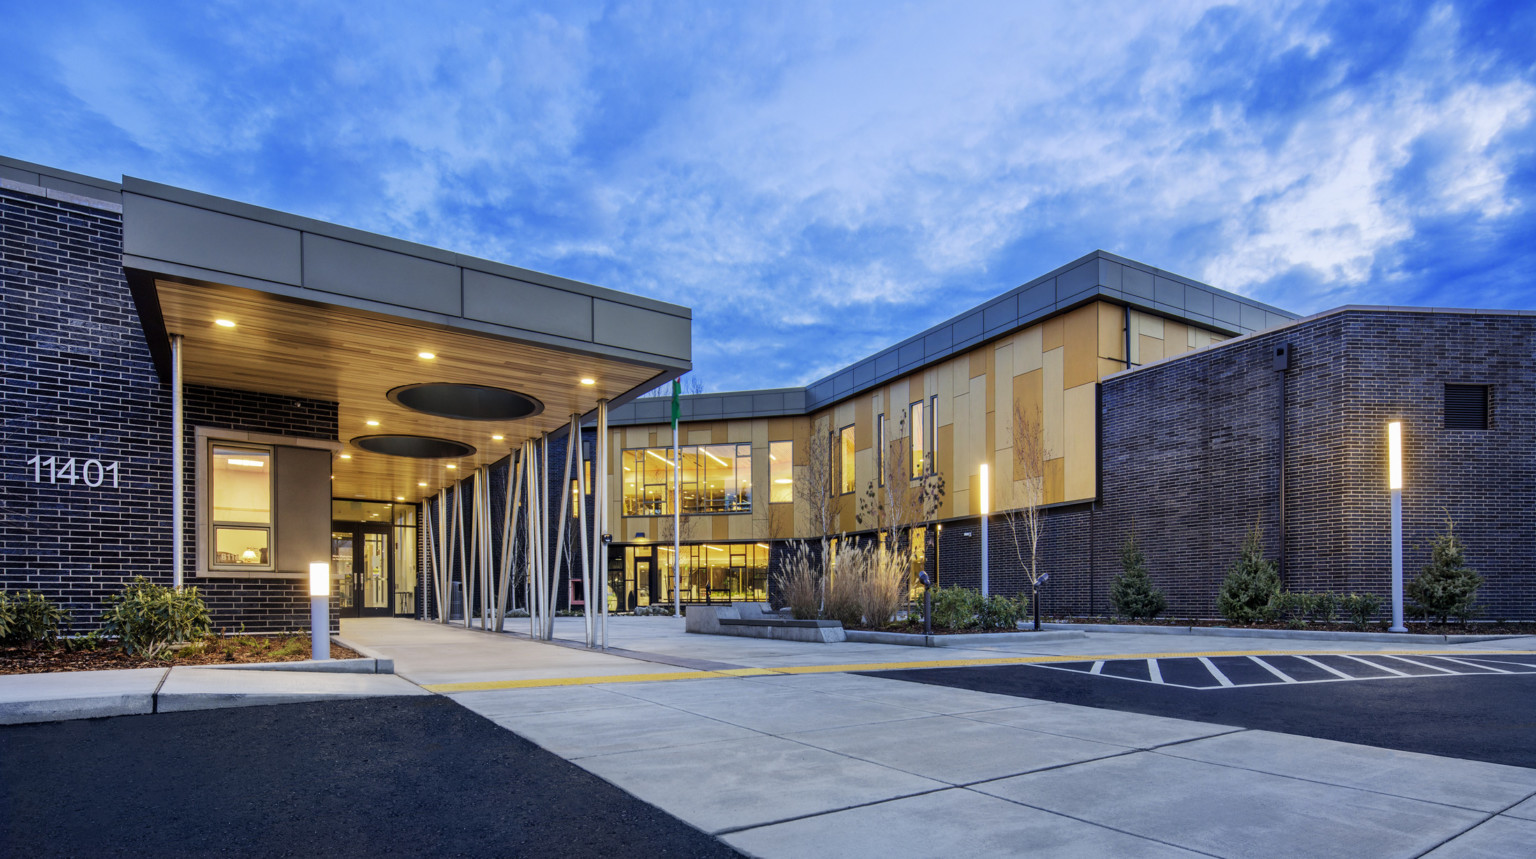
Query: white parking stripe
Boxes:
[
  {"xmin": 1381, "ymin": 655, "xmax": 1457, "ymax": 674},
  {"xmin": 1089, "ymin": 660, "xmax": 1104, "ymax": 675},
  {"xmin": 1436, "ymin": 656, "xmax": 1512, "ymax": 674},
  {"xmin": 1342, "ymin": 655, "xmax": 1410, "ymax": 676},
  {"xmin": 1249, "ymin": 656, "xmax": 1297, "ymax": 683},
  {"xmin": 1197, "ymin": 656, "xmax": 1235, "ymax": 687},
  {"xmin": 1292, "ymin": 655, "xmax": 1354, "ymax": 679},
  {"xmin": 1147, "ymin": 658, "xmax": 1163, "ymax": 684}
]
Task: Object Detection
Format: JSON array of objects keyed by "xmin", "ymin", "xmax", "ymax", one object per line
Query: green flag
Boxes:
[{"xmin": 671, "ymin": 379, "xmax": 681, "ymax": 429}]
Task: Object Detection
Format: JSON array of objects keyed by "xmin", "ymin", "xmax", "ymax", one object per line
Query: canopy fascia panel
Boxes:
[{"xmin": 119, "ymin": 177, "xmax": 691, "ymax": 504}]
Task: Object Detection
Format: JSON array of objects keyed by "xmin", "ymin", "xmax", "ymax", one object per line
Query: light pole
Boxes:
[
  {"xmin": 934, "ymin": 523, "xmax": 942, "ymax": 587},
  {"xmin": 980, "ymin": 463, "xmax": 989, "ymax": 597},
  {"xmin": 1388, "ymin": 421, "xmax": 1407, "ymax": 632},
  {"xmin": 309, "ymin": 561, "xmax": 330, "ymax": 661}
]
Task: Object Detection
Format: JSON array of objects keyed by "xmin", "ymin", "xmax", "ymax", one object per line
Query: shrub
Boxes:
[
  {"xmin": 930, "ymin": 586, "xmax": 983, "ymax": 630},
  {"xmin": 1217, "ymin": 525, "xmax": 1280, "ymax": 623},
  {"xmin": 1, "ymin": 590, "xmax": 69, "ymax": 648},
  {"xmin": 773, "ymin": 542, "xmax": 822, "ymax": 620},
  {"xmin": 979, "ymin": 594, "xmax": 1027, "ymax": 630},
  {"xmin": 99, "ymin": 577, "xmax": 212, "ymax": 659},
  {"xmin": 1270, "ymin": 592, "xmax": 1309, "ymax": 629},
  {"xmin": 1407, "ymin": 518, "xmax": 1483, "ymax": 624},
  {"xmin": 1110, "ymin": 534, "xmax": 1166, "ymax": 621},
  {"xmin": 1341, "ymin": 592, "xmax": 1382, "ymax": 628}
]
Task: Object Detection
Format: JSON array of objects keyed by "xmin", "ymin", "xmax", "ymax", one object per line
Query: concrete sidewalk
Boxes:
[
  {"xmin": 344, "ymin": 617, "xmax": 1536, "ymax": 859},
  {"xmin": 0, "ymin": 662, "xmax": 426, "ymax": 725}
]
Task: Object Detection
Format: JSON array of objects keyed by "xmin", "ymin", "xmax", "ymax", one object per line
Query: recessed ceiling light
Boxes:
[
  {"xmin": 366, "ymin": 420, "xmax": 380, "ymax": 427},
  {"xmin": 395, "ymin": 496, "xmax": 405, "ymax": 501},
  {"xmin": 491, "ymin": 434, "xmax": 504, "ymax": 441},
  {"xmin": 339, "ymin": 454, "xmax": 351, "ymax": 460},
  {"xmin": 418, "ymin": 351, "xmax": 436, "ymax": 360},
  {"xmin": 214, "ymin": 319, "xmax": 236, "ymax": 328},
  {"xmin": 418, "ymin": 481, "xmax": 427, "ymax": 487},
  {"xmin": 579, "ymin": 378, "xmax": 596, "ymax": 385},
  {"xmin": 446, "ymin": 464, "xmax": 457, "ymax": 470}
]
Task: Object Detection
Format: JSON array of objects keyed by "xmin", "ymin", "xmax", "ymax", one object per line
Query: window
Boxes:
[
  {"xmin": 876, "ymin": 413, "xmax": 886, "ymax": 487},
  {"xmin": 840, "ymin": 425, "xmax": 856, "ymax": 494},
  {"xmin": 910, "ymin": 401, "xmax": 925, "ymax": 479},
  {"xmin": 769, "ymin": 441, "xmax": 793, "ymax": 503},
  {"xmin": 621, "ymin": 443, "xmax": 753, "ymax": 516},
  {"xmin": 928, "ymin": 395, "xmax": 938, "ymax": 473},
  {"xmin": 210, "ymin": 444, "xmax": 273, "ymax": 570},
  {"xmin": 1445, "ymin": 384, "xmax": 1489, "ymax": 430}
]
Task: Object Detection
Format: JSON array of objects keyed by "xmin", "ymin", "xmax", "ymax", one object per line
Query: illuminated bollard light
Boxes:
[{"xmin": 310, "ymin": 561, "xmax": 331, "ymax": 660}]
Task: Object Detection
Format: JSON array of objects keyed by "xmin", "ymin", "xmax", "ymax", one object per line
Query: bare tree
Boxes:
[
  {"xmin": 796, "ymin": 416, "xmax": 844, "ymax": 605},
  {"xmin": 1005, "ymin": 401, "xmax": 1048, "ymax": 629},
  {"xmin": 858, "ymin": 408, "xmax": 946, "ymax": 597}
]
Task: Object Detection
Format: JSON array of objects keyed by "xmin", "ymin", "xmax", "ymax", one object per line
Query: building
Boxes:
[
  {"xmin": 4, "ymin": 153, "xmax": 1532, "ymax": 630},
  {"xmin": 2, "ymin": 155, "xmax": 687, "ymax": 634}
]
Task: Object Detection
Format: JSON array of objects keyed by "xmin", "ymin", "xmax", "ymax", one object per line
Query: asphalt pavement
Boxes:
[
  {"xmin": 863, "ymin": 661, "xmax": 1536, "ymax": 768},
  {"xmin": 0, "ymin": 695, "xmax": 740, "ymax": 859}
]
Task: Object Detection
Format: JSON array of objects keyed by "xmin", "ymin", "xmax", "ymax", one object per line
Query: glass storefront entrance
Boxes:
[
  {"xmin": 609, "ymin": 541, "xmax": 770, "ymax": 611},
  {"xmin": 331, "ymin": 500, "xmax": 418, "ymax": 618}
]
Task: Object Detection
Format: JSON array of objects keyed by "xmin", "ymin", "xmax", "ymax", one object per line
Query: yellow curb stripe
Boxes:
[
  {"xmin": 427, "ymin": 670, "xmax": 724, "ymax": 693},
  {"xmin": 422, "ymin": 649, "xmax": 1536, "ymax": 693}
]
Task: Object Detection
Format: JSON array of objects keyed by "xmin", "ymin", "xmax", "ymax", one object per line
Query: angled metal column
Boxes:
[
  {"xmin": 595, "ymin": 399, "xmax": 610, "ymax": 649},
  {"xmin": 576, "ymin": 417, "xmax": 594, "ymax": 647},
  {"xmin": 453, "ymin": 478, "xmax": 469, "ymax": 628},
  {"xmin": 495, "ymin": 449, "xmax": 524, "ymax": 631},
  {"xmin": 548, "ymin": 415, "xmax": 578, "ymax": 640}
]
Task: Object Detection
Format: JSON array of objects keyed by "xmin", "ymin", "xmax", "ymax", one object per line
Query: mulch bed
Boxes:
[{"xmin": 0, "ymin": 636, "xmax": 361, "ymax": 675}]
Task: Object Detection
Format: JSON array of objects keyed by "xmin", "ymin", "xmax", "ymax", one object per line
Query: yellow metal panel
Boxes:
[
  {"xmin": 1063, "ymin": 382, "xmax": 1096, "ymax": 501},
  {"xmin": 1064, "ymin": 303, "xmax": 1100, "ymax": 389},
  {"xmin": 1044, "ymin": 457, "xmax": 1064, "ymax": 505},
  {"xmin": 1163, "ymin": 321, "xmax": 1190, "ymax": 357},
  {"xmin": 1098, "ymin": 301, "xmax": 1126, "ymax": 362},
  {"xmin": 751, "ymin": 419, "xmax": 768, "ymax": 449},
  {"xmin": 937, "ymin": 361, "xmax": 954, "ymax": 426},
  {"xmin": 712, "ymin": 423, "xmax": 728, "ymax": 444},
  {"xmin": 889, "ymin": 379, "xmax": 910, "ymax": 420},
  {"xmin": 936, "ymin": 422, "xmax": 954, "ymax": 518},
  {"xmin": 1043, "ymin": 347, "xmax": 1064, "ymax": 460},
  {"xmin": 1042, "ymin": 316, "xmax": 1064, "ymax": 351},
  {"xmin": 1134, "ymin": 309, "xmax": 1164, "ymax": 339},
  {"xmin": 689, "ymin": 428, "xmax": 713, "ymax": 445},
  {"xmin": 728, "ymin": 420, "xmax": 752, "ymax": 443},
  {"xmin": 626, "ymin": 426, "xmax": 649, "ymax": 448},
  {"xmin": 768, "ymin": 503, "xmax": 792, "ymax": 539},
  {"xmin": 855, "ymin": 397, "xmax": 872, "ymax": 451},
  {"xmin": 993, "ymin": 341, "xmax": 1012, "ymax": 452},
  {"xmin": 1013, "ymin": 368, "xmax": 1043, "ymax": 429},
  {"xmin": 767, "ymin": 416, "xmax": 796, "ymax": 442},
  {"xmin": 728, "ymin": 511, "xmax": 754, "ymax": 541},
  {"xmin": 1099, "ymin": 358, "xmax": 1124, "ymax": 378},
  {"xmin": 1138, "ymin": 334, "xmax": 1164, "ymax": 365},
  {"xmin": 713, "ymin": 515, "xmax": 730, "ymax": 541},
  {"xmin": 835, "ymin": 400, "xmax": 856, "ymax": 430},
  {"xmin": 1014, "ymin": 323, "xmax": 1044, "ymax": 375}
]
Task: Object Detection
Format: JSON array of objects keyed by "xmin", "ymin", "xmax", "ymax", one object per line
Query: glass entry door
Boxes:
[{"xmin": 331, "ymin": 523, "xmax": 393, "ymax": 618}]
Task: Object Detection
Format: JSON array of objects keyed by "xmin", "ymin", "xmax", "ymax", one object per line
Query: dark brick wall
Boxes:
[
  {"xmin": 1, "ymin": 186, "xmax": 173, "ymax": 632},
  {"xmin": 1, "ymin": 182, "xmax": 345, "ymax": 635},
  {"xmin": 181, "ymin": 384, "xmax": 340, "ymax": 634},
  {"xmin": 929, "ymin": 310, "xmax": 1535, "ymax": 621}
]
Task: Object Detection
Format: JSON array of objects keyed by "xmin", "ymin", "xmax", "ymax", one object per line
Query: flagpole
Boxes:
[{"xmin": 672, "ymin": 379, "xmax": 682, "ymax": 618}]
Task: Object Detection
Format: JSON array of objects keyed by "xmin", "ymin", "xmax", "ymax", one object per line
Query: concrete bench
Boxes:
[{"xmin": 685, "ymin": 603, "xmax": 846, "ymax": 643}]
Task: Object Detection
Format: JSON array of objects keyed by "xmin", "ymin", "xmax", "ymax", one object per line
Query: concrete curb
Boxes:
[
  {"xmin": 1039, "ymin": 622, "xmax": 1524, "ymax": 644},
  {"xmin": 332, "ymin": 635, "xmax": 398, "ymax": 673},
  {"xmin": 846, "ymin": 629, "xmax": 1089, "ymax": 647},
  {"xmin": 199, "ymin": 656, "xmax": 391, "ymax": 674}
]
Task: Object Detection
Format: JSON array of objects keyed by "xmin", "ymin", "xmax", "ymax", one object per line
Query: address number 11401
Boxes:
[{"xmin": 26, "ymin": 455, "xmax": 121, "ymax": 489}]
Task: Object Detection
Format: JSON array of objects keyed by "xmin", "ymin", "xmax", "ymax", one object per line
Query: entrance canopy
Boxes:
[{"xmin": 121, "ymin": 176, "xmax": 690, "ymax": 505}]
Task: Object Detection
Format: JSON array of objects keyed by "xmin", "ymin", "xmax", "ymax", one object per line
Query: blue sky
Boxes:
[{"xmin": 4, "ymin": 1, "xmax": 1534, "ymax": 393}]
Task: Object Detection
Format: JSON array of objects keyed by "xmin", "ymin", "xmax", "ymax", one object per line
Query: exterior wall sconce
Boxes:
[
  {"xmin": 980, "ymin": 463, "xmax": 990, "ymax": 597},
  {"xmin": 1387, "ymin": 422, "xmax": 1406, "ymax": 632},
  {"xmin": 310, "ymin": 561, "xmax": 331, "ymax": 660}
]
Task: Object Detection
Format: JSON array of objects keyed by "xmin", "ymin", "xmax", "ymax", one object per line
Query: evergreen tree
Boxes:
[
  {"xmin": 1110, "ymin": 534, "xmax": 1166, "ymax": 620},
  {"xmin": 1406, "ymin": 518, "xmax": 1482, "ymax": 624},
  {"xmin": 1217, "ymin": 524, "xmax": 1280, "ymax": 623}
]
